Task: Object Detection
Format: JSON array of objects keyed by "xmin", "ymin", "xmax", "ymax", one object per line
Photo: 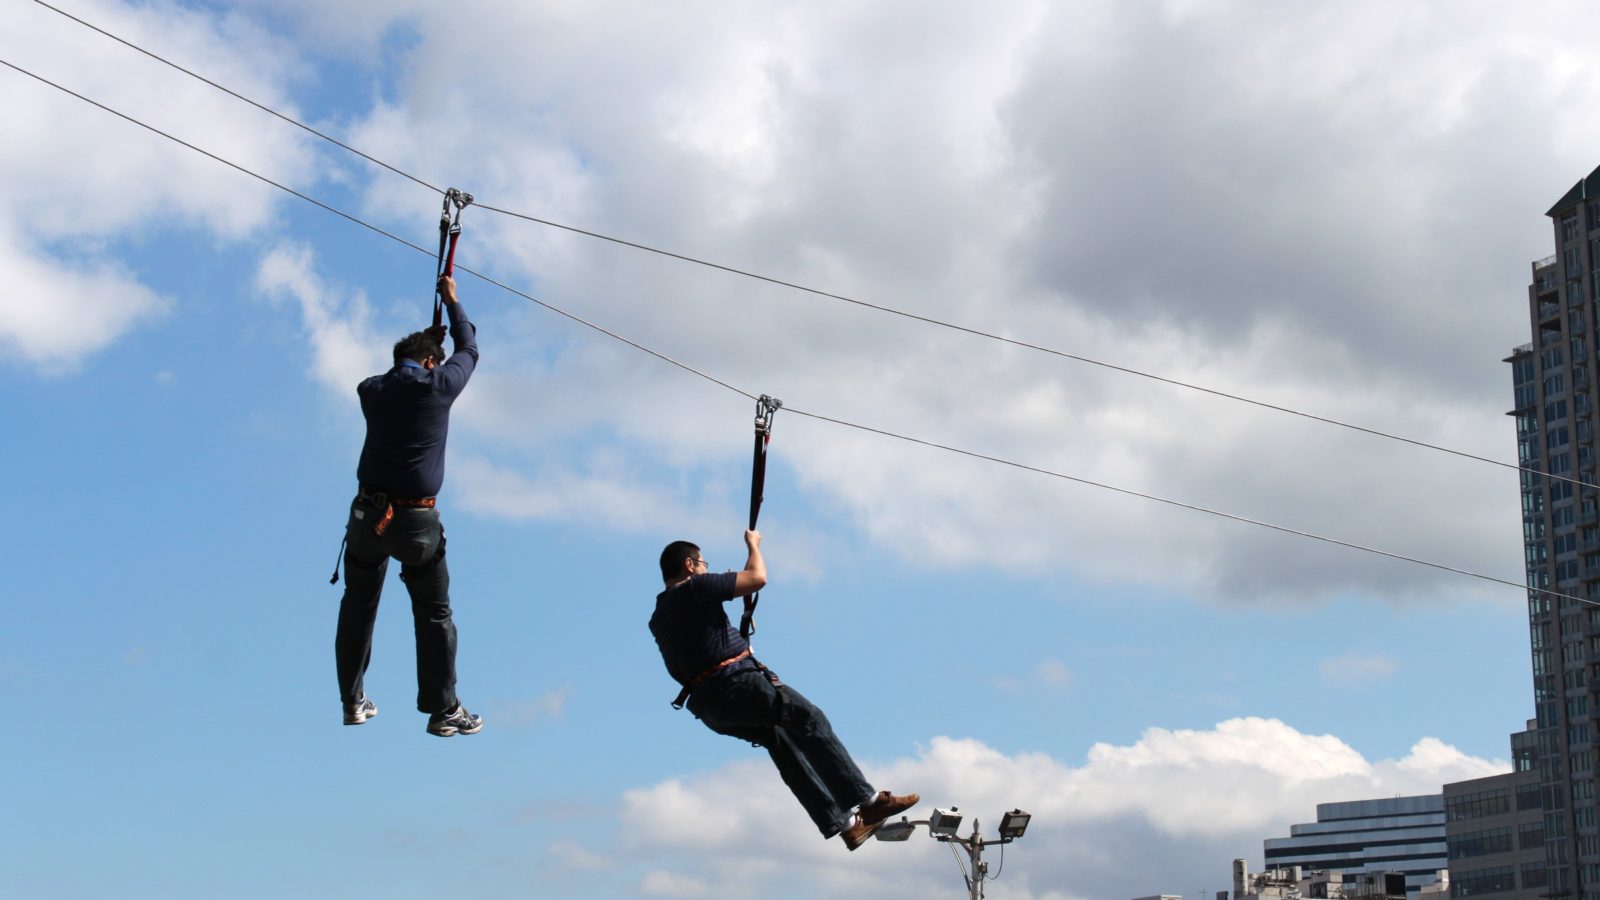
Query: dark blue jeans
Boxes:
[
  {"xmin": 689, "ymin": 668, "xmax": 874, "ymax": 838},
  {"xmin": 334, "ymin": 494, "xmax": 459, "ymax": 714}
]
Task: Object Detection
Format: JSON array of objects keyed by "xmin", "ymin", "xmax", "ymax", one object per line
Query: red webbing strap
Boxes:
[{"xmin": 432, "ymin": 188, "xmax": 473, "ymax": 329}]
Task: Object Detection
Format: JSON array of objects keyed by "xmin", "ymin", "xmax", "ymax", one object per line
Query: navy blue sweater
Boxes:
[{"xmin": 354, "ymin": 300, "xmax": 478, "ymax": 498}]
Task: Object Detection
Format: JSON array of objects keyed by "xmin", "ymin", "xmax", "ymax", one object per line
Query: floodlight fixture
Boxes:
[
  {"xmin": 998, "ymin": 808, "xmax": 1031, "ymax": 839},
  {"xmin": 875, "ymin": 818, "xmax": 916, "ymax": 842},
  {"xmin": 928, "ymin": 806, "xmax": 963, "ymax": 836}
]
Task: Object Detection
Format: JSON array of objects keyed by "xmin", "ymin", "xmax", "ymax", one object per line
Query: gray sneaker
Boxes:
[
  {"xmin": 426, "ymin": 705, "xmax": 483, "ymax": 737},
  {"xmin": 343, "ymin": 696, "xmax": 377, "ymax": 726}
]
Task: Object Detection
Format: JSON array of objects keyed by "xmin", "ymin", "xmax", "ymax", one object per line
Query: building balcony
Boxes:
[{"xmin": 1543, "ymin": 301, "xmax": 1564, "ymax": 322}]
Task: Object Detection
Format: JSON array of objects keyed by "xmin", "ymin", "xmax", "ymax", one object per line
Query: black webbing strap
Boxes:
[
  {"xmin": 739, "ymin": 395, "xmax": 781, "ymax": 640},
  {"xmin": 432, "ymin": 188, "xmax": 473, "ymax": 328}
]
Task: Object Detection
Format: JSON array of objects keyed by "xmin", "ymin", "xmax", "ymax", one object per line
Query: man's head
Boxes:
[
  {"xmin": 659, "ymin": 540, "xmax": 707, "ymax": 584},
  {"xmin": 393, "ymin": 330, "xmax": 445, "ymax": 367}
]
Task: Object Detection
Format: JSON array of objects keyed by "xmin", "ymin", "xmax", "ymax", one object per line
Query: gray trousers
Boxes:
[{"xmin": 334, "ymin": 495, "xmax": 458, "ymax": 714}]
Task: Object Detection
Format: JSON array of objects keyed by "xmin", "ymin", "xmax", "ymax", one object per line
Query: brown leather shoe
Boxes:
[
  {"xmin": 858, "ymin": 790, "xmax": 921, "ymax": 826},
  {"xmin": 842, "ymin": 818, "xmax": 882, "ymax": 851}
]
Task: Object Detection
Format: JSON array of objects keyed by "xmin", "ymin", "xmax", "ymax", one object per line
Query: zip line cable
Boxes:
[
  {"xmin": 782, "ymin": 404, "xmax": 1566, "ymax": 603},
  {"xmin": 3, "ymin": 54, "xmax": 1583, "ymax": 608},
  {"xmin": 0, "ymin": 60, "xmax": 752, "ymax": 403},
  {"xmin": 26, "ymin": 0, "xmax": 1585, "ymax": 497},
  {"xmin": 22, "ymin": 0, "xmax": 445, "ymax": 197}
]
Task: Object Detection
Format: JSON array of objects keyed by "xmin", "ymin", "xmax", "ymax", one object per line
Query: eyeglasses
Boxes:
[{"xmin": 690, "ymin": 557, "xmax": 709, "ymax": 569}]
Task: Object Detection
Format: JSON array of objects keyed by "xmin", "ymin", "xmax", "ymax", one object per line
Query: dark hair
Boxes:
[
  {"xmin": 393, "ymin": 331, "xmax": 445, "ymax": 364},
  {"xmin": 659, "ymin": 540, "xmax": 700, "ymax": 583}
]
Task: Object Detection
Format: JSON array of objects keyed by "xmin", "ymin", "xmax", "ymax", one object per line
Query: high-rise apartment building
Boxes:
[{"xmin": 1508, "ymin": 163, "xmax": 1600, "ymax": 898}]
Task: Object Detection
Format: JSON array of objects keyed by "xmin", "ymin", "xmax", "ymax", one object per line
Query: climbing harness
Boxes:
[
  {"xmin": 741, "ymin": 394, "xmax": 781, "ymax": 640},
  {"xmin": 433, "ymin": 187, "xmax": 474, "ymax": 328}
]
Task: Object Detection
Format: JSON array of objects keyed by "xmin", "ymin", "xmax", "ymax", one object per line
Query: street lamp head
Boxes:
[
  {"xmin": 874, "ymin": 817, "xmax": 916, "ymax": 842},
  {"xmin": 928, "ymin": 806, "xmax": 964, "ymax": 836},
  {"xmin": 998, "ymin": 808, "xmax": 1031, "ymax": 839}
]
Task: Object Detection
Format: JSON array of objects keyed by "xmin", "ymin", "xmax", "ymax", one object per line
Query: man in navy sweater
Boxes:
[
  {"xmin": 651, "ymin": 530, "xmax": 919, "ymax": 849},
  {"xmin": 335, "ymin": 274, "xmax": 482, "ymax": 738}
]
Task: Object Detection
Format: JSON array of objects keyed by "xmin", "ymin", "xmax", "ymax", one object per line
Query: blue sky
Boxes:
[{"xmin": 3, "ymin": 1, "xmax": 1593, "ymax": 897}]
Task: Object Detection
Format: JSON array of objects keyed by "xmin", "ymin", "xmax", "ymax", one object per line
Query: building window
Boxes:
[
  {"xmin": 1520, "ymin": 820, "xmax": 1546, "ymax": 847},
  {"xmin": 1571, "ymin": 750, "xmax": 1595, "ymax": 776},
  {"xmin": 1451, "ymin": 826, "xmax": 1514, "ymax": 859},
  {"xmin": 1517, "ymin": 383, "xmax": 1538, "ymax": 408},
  {"xmin": 1450, "ymin": 864, "xmax": 1514, "ymax": 896},
  {"xmin": 1448, "ymin": 788, "xmax": 1513, "ymax": 821}
]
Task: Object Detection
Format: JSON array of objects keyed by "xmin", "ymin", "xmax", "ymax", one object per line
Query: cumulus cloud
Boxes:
[
  {"xmin": 233, "ymin": 0, "xmax": 1584, "ymax": 606},
  {"xmin": 1, "ymin": 0, "xmax": 316, "ymax": 367},
  {"xmin": 41, "ymin": 1, "xmax": 1591, "ymax": 604},
  {"xmin": 620, "ymin": 718, "xmax": 1506, "ymax": 899},
  {"xmin": 0, "ymin": 220, "xmax": 167, "ymax": 370}
]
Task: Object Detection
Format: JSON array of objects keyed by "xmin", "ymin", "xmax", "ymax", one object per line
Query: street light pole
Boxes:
[
  {"xmin": 875, "ymin": 807, "xmax": 1031, "ymax": 899},
  {"xmin": 939, "ymin": 817, "xmax": 988, "ymax": 900}
]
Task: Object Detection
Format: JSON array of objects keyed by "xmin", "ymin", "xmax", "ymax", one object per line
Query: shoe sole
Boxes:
[
  {"xmin": 427, "ymin": 720, "xmax": 483, "ymax": 737},
  {"xmin": 843, "ymin": 820, "xmax": 882, "ymax": 851}
]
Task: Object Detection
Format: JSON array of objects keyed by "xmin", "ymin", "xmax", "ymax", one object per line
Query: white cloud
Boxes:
[
  {"xmin": 1320, "ymin": 652, "xmax": 1401, "ymax": 687},
  {"xmin": 0, "ymin": 221, "xmax": 167, "ymax": 369},
  {"xmin": 544, "ymin": 839, "xmax": 608, "ymax": 872},
  {"xmin": 489, "ymin": 685, "xmax": 572, "ymax": 729},
  {"xmin": 450, "ymin": 454, "xmax": 713, "ymax": 535},
  {"xmin": 241, "ymin": 0, "xmax": 1577, "ymax": 606},
  {"xmin": 639, "ymin": 870, "xmax": 709, "ymax": 897},
  {"xmin": 1, "ymin": 0, "xmax": 317, "ymax": 367},
  {"xmin": 254, "ymin": 242, "xmax": 386, "ymax": 396},
  {"xmin": 620, "ymin": 718, "xmax": 1506, "ymax": 898},
  {"xmin": 36, "ymin": 0, "xmax": 1589, "ymax": 605}
]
